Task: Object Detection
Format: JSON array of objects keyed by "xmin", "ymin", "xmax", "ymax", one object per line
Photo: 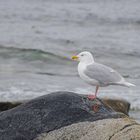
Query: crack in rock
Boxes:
[{"xmin": 109, "ymin": 123, "xmax": 139, "ymax": 140}]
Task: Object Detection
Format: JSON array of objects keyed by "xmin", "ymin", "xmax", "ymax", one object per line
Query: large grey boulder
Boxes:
[{"xmin": 0, "ymin": 91, "xmax": 138, "ymax": 140}]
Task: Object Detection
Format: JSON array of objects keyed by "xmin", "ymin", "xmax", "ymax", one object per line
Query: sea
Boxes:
[{"xmin": 0, "ymin": 0, "xmax": 140, "ymax": 122}]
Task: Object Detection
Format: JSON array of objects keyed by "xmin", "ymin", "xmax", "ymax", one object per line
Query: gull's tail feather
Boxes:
[
  {"xmin": 122, "ymin": 82, "xmax": 136, "ymax": 87},
  {"xmin": 115, "ymin": 80, "xmax": 136, "ymax": 87}
]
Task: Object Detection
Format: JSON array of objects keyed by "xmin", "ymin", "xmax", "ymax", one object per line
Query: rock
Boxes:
[
  {"xmin": 0, "ymin": 99, "xmax": 130, "ymax": 116},
  {"xmin": 102, "ymin": 98, "xmax": 130, "ymax": 115},
  {"xmin": 0, "ymin": 91, "xmax": 137, "ymax": 140},
  {"xmin": 0, "ymin": 98, "xmax": 130, "ymax": 115},
  {"xmin": 0, "ymin": 102, "xmax": 21, "ymax": 112},
  {"xmin": 37, "ymin": 118, "xmax": 140, "ymax": 140}
]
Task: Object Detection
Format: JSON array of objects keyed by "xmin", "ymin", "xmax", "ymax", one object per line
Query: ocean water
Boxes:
[{"xmin": 0, "ymin": 0, "xmax": 140, "ymax": 121}]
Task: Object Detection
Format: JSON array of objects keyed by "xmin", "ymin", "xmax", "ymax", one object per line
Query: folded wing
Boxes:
[{"xmin": 84, "ymin": 63, "xmax": 123, "ymax": 86}]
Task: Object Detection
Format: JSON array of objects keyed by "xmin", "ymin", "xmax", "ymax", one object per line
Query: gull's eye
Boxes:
[{"xmin": 81, "ymin": 54, "xmax": 84, "ymax": 56}]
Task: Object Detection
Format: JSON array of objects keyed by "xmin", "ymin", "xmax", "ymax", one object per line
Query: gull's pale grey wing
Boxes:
[{"xmin": 84, "ymin": 63, "xmax": 123, "ymax": 86}]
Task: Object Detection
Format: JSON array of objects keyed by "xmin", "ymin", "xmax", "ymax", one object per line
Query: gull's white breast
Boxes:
[{"xmin": 78, "ymin": 62, "xmax": 99, "ymax": 86}]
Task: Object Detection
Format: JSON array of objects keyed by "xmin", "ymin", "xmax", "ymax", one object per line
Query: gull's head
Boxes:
[{"xmin": 72, "ymin": 51, "xmax": 94, "ymax": 63}]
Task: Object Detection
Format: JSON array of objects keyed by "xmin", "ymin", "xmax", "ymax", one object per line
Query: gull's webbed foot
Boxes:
[{"xmin": 87, "ymin": 95, "xmax": 96, "ymax": 100}]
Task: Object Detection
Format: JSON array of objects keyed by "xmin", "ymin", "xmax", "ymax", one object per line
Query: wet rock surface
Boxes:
[{"xmin": 0, "ymin": 92, "xmax": 135, "ymax": 140}]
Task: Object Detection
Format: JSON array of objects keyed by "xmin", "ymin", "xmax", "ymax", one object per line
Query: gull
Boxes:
[{"xmin": 72, "ymin": 51, "xmax": 135, "ymax": 100}]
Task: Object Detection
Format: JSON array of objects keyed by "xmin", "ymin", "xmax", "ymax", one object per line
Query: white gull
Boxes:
[{"xmin": 72, "ymin": 51, "xmax": 135, "ymax": 100}]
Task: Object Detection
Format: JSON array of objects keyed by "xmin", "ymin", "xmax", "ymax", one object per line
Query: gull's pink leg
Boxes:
[{"xmin": 88, "ymin": 86, "xmax": 99, "ymax": 100}]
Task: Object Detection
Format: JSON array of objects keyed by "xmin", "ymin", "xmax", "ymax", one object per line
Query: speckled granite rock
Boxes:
[
  {"xmin": 36, "ymin": 118, "xmax": 140, "ymax": 140},
  {"xmin": 0, "ymin": 91, "xmax": 135, "ymax": 140}
]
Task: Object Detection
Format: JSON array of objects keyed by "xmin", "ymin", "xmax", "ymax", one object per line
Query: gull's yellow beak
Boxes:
[{"xmin": 72, "ymin": 55, "xmax": 79, "ymax": 60}]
